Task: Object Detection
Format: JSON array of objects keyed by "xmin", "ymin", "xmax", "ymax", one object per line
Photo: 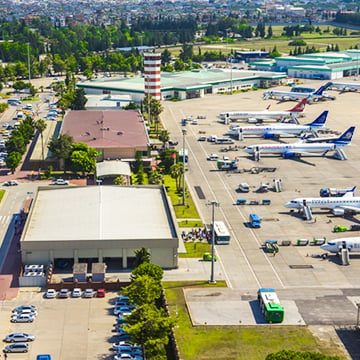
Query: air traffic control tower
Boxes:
[{"xmin": 144, "ymin": 52, "xmax": 161, "ymax": 101}]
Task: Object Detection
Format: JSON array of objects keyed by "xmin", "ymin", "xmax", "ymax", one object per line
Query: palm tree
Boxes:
[{"xmin": 35, "ymin": 119, "xmax": 47, "ymax": 163}]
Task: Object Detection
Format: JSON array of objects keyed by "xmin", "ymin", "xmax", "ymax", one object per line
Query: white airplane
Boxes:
[
  {"xmin": 243, "ymin": 126, "xmax": 354, "ymax": 160},
  {"xmin": 328, "ymin": 81, "xmax": 360, "ymax": 92},
  {"xmin": 321, "ymin": 237, "xmax": 360, "ymax": 253},
  {"xmin": 217, "ymin": 98, "xmax": 307, "ymax": 122},
  {"xmin": 263, "ymin": 84, "xmax": 335, "ymax": 102},
  {"xmin": 285, "ymin": 187, "xmax": 359, "ymax": 216},
  {"xmin": 227, "ymin": 110, "xmax": 328, "ymax": 139}
]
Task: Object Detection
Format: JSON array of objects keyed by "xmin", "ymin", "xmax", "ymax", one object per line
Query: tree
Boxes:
[
  {"xmin": 123, "ymin": 275, "xmax": 162, "ymax": 306},
  {"xmin": 131, "ymin": 262, "xmax": 164, "ymax": 283},
  {"xmin": 71, "ymin": 88, "xmax": 87, "ymax": 110},
  {"xmin": 158, "ymin": 130, "xmax": 170, "ymax": 148},
  {"xmin": 5, "ymin": 151, "xmax": 22, "ymax": 173},
  {"xmin": 161, "ymin": 49, "xmax": 171, "ymax": 65},
  {"xmin": 48, "ymin": 134, "xmax": 74, "ymax": 171},
  {"xmin": 114, "ymin": 176, "xmax": 126, "ymax": 185},
  {"xmin": 266, "ymin": 350, "xmax": 342, "ymax": 360},
  {"xmin": 5, "ymin": 133, "xmax": 27, "ymax": 154},
  {"xmin": 148, "ymin": 169, "xmax": 163, "ymax": 185},
  {"xmin": 69, "ymin": 142, "xmax": 97, "ymax": 175},
  {"xmin": 124, "ymin": 304, "xmax": 175, "ymax": 360},
  {"xmin": 133, "ymin": 248, "xmax": 151, "ymax": 268},
  {"xmin": 267, "ymin": 25, "xmax": 273, "ymax": 38},
  {"xmin": 35, "ymin": 119, "xmax": 47, "ymax": 162},
  {"xmin": 170, "ymin": 162, "xmax": 184, "ymax": 192}
]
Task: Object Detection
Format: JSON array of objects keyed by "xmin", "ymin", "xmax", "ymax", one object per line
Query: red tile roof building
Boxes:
[{"xmin": 61, "ymin": 110, "xmax": 149, "ymax": 160}]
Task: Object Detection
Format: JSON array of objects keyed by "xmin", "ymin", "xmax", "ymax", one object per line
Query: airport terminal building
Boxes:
[
  {"xmin": 76, "ymin": 68, "xmax": 287, "ymax": 102},
  {"xmin": 20, "ymin": 186, "xmax": 179, "ymax": 269}
]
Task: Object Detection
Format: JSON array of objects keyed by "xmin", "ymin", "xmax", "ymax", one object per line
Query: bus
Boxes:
[
  {"xmin": 179, "ymin": 148, "xmax": 188, "ymax": 163},
  {"xmin": 212, "ymin": 221, "xmax": 230, "ymax": 244},
  {"xmin": 257, "ymin": 288, "xmax": 284, "ymax": 323},
  {"xmin": 290, "ymin": 86, "xmax": 315, "ymax": 94}
]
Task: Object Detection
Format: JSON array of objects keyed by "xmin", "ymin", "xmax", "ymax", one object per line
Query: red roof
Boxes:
[{"xmin": 61, "ymin": 110, "xmax": 149, "ymax": 148}]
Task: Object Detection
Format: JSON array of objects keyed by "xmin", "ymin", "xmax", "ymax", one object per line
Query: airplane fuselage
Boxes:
[
  {"xmin": 218, "ymin": 110, "xmax": 294, "ymax": 120},
  {"xmin": 228, "ymin": 124, "xmax": 312, "ymax": 137},
  {"xmin": 321, "ymin": 238, "xmax": 360, "ymax": 253},
  {"xmin": 285, "ymin": 197, "xmax": 360, "ymax": 210},
  {"xmin": 243, "ymin": 142, "xmax": 337, "ymax": 155}
]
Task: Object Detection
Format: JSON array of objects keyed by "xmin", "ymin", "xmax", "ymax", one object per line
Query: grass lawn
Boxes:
[
  {"xmin": 177, "ymin": 220, "xmax": 204, "ymax": 228},
  {"xmin": 164, "ymin": 282, "xmax": 346, "ymax": 360},
  {"xmin": 163, "ymin": 175, "xmax": 201, "ymax": 220},
  {"xmin": 179, "ymin": 242, "xmax": 211, "ymax": 258},
  {"xmin": 0, "ymin": 190, "xmax": 5, "ymax": 203}
]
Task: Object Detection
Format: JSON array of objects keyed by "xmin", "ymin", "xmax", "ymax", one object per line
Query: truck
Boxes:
[
  {"xmin": 319, "ymin": 187, "xmax": 354, "ymax": 197},
  {"xmin": 217, "ymin": 160, "xmax": 237, "ymax": 171}
]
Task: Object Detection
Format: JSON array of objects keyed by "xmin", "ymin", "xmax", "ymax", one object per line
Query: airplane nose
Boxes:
[
  {"xmin": 320, "ymin": 244, "xmax": 329, "ymax": 251},
  {"xmin": 284, "ymin": 202, "xmax": 294, "ymax": 208}
]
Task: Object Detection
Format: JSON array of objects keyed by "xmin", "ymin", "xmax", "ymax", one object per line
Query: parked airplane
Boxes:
[
  {"xmin": 263, "ymin": 84, "xmax": 335, "ymax": 102},
  {"xmin": 243, "ymin": 126, "xmax": 355, "ymax": 160},
  {"xmin": 320, "ymin": 237, "xmax": 360, "ymax": 253},
  {"xmin": 217, "ymin": 98, "xmax": 307, "ymax": 122},
  {"xmin": 227, "ymin": 110, "xmax": 328, "ymax": 139},
  {"xmin": 327, "ymin": 81, "xmax": 360, "ymax": 92},
  {"xmin": 285, "ymin": 187, "xmax": 359, "ymax": 216}
]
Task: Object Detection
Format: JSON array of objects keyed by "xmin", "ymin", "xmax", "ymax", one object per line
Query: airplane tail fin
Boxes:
[
  {"xmin": 343, "ymin": 186, "xmax": 357, "ymax": 198},
  {"xmin": 332, "ymin": 126, "xmax": 355, "ymax": 145},
  {"xmin": 305, "ymin": 110, "xmax": 328, "ymax": 128},
  {"xmin": 313, "ymin": 85, "xmax": 326, "ymax": 95},
  {"xmin": 288, "ymin": 98, "xmax": 307, "ymax": 113}
]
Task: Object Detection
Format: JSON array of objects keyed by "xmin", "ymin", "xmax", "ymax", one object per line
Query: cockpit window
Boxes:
[{"xmin": 327, "ymin": 242, "xmax": 335, "ymax": 246}]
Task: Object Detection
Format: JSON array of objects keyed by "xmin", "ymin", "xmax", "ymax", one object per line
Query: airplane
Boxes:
[
  {"xmin": 263, "ymin": 84, "xmax": 336, "ymax": 102},
  {"xmin": 217, "ymin": 98, "xmax": 307, "ymax": 122},
  {"xmin": 227, "ymin": 110, "xmax": 328, "ymax": 139},
  {"xmin": 284, "ymin": 187, "xmax": 359, "ymax": 216},
  {"xmin": 327, "ymin": 81, "xmax": 360, "ymax": 93},
  {"xmin": 320, "ymin": 237, "xmax": 360, "ymax": 253},
  {"xmin": 243, "ymin": 126, "xmax": 355, "ymax": 160}
]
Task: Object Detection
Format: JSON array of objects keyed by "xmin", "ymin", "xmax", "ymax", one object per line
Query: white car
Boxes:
[
  {"xmin": 207, "ymin": 154, "xmax": 219, "ymax": 161},
  {"xmin": 45, "ymin": 289, "xmax": 57, "ymax": 298},
  {"xmin": 51, "ymin": 179, "xmax": 69, "ymax": 185},
  {"xmin": 83, "ymin": 289, "xmax": 94, "ymax": 298},
  {"xmin": 238, "ymin": 183, "xmax": 250, "ymax": 193},
  {"xmin": 72, "ymin": 288, "xmax": 82, "ymax": 298},
  {"xmin": 11, "ymin": 314, "xmax": 35, "ymax": 323},
  {"xmin": 13, "ymin": 309, "xmax": 38, "ymax": 317}
]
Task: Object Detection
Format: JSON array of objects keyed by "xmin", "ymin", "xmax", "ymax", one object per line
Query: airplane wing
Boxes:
[{"xmin": 339, "ymin": 205, "xmax": 360, "ymax": 213}]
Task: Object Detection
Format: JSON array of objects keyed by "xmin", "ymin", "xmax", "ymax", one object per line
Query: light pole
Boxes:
[
  {"xmin": 182, "ymin": 129, "xmax": 187, "ymax": 205},
  {"xmin": 230, "ymin": 54, "xmax": 233, "ymax": 95},
  {"xmin": 206, "ymin": 200, "xmax": 220, "ymax": 284},
  {"xmin": 27, "ymin": 42, "xmax": 31, "ymax": 83}
]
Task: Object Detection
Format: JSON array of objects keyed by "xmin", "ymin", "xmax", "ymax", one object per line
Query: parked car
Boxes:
[
  {"xmin": 114, "ymin": 353, "xmax": 143, "ymax": 360},
  {"xmin": 3, "ymin": 342, "xmax": 29, "ymax": 353},
  {"xmin": 96, "ymin": 289, "xmax": 106, "ymax": 297},
  {"xmin": 13, "ymin": 309, "xmax": 38, "ymax": 317},
  {"xmin": 238, "ymin": 183, "xmax": 250, "ymax": 193},
  {"xmin": 113, "ymin": 306, "xmax": 132, "ymax": 316},
  {"xmin": 115, "ymin": 296, "xmax": 130, "ymax": 306},
  {"xmin": 45, "ymin": 289, "xmax": 57, "ymax": 299},
  {"xmin": 112, "ymin": 342, "xmax": 141, "ymax": 350},
  {"xmin": 58, "ymin": 289, "xmax": 70, "ymax": 298},
  {"xmin": 197, "ymin": 136, "xmax": 206, "ymax": 141},
  {"xmin": 12, "ymin": 305, "xmax": 37, "ymax": 313},
  {"xmin": 11, "ymin": 314, "xmax": 35, "ymax": 323},
  {"xmin": 115, "ymin": 346, "xmax": 143, "ymax": 356},
  {"xmin": 72, "ymin": 288, "xmax": 82, "ymax": 298},
  {"xmin": 4, "ymin": 333, "xmax": 35, "ymax": 343},
  {"xmin": 3, "ymin": 180, "xmax": 18, "ymax": 186},
  {"xmin": 83, "ymin": 289, "xmax": 94, "ymax": 298},
  {"xmin": 36, "ymin": 355, "xmax": 51, "ymax": 360},
  {"xmin": 51, "ymin": 179, "xmax": 69, "ymax": 186},
  {"xmin": 207, "ymin": 153, "xmax": 219, "ymax": 161}
]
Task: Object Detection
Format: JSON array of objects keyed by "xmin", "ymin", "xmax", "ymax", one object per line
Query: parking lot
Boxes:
[{"xmin": 0, "ymin": 290, "xmax": 120, "ymax": 360}]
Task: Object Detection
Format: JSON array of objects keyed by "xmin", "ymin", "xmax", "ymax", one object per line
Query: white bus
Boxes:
[{"xmin": 212, "ymin": 221, "xmax": 230, "ymax": 245}]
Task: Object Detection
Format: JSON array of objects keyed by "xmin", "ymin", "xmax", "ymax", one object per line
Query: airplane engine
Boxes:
[
  {"xmin": 282, "ymin": 151, "xmax": 296, "ymax": 159},
  {"xmin": 332, "ymin": 208, "xmax": 345, "ymax": 216}
]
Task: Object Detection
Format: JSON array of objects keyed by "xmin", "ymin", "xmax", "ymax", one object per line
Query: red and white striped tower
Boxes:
[{"xmin": 144, "ymin": 52, "xmax": 161, "ymax": 101}]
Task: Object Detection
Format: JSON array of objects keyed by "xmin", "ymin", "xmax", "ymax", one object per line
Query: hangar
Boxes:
[{"xmin": 20, "ymin": 186, "xmax": 179, "ymax": 270}]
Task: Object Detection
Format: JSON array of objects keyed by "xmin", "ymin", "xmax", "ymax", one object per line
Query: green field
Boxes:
[
  {"xmin": 164, "ymin": 282, "xmax": 347, "ymax": 360},
  {"xmin": 170, "ymin": 25, "xmax": 360, "ymax": 57}
]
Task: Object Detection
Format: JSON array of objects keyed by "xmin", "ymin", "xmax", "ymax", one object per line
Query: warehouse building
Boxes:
[{"xmin": 20, "ymin": 186, "xmax": 179, "ymax": 270}]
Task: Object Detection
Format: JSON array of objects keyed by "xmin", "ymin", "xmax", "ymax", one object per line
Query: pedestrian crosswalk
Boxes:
[{"xmin": 0, "ymin": 215, "xmax": 10, "ymax": 224}]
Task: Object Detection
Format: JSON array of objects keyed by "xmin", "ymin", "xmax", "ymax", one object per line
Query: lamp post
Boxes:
[
  {"xmin": 206, "ymin": 200, "xmax": 220, "ymax": 284},
  {"xmin": 230, "ymin": 54, "xmax": 233, "ymax": 95},
  {"xmin": 27, "ymin": 42, "xmax": 31, "ymax": 83},
  {"xmin": 182, "ymin": 129, "xmax": 187, "ymax": 205}
]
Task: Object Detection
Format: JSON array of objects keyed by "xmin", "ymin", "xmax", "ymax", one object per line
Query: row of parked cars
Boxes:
[
  {"xmin": 110, "ymin": 296, "xmax": 143, "ymax": 360},
  {"xmin": 3, "ymin": 305, "xmax": 38, "ymax": 353},
  {"xmin": 45, "ymin": 288, "xmax": 106, "ymax": 298}
]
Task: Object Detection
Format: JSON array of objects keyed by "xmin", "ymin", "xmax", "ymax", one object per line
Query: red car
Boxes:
[{"xmin": 96, "ymin": 289, "xmax": 106, "ymax": 297}]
